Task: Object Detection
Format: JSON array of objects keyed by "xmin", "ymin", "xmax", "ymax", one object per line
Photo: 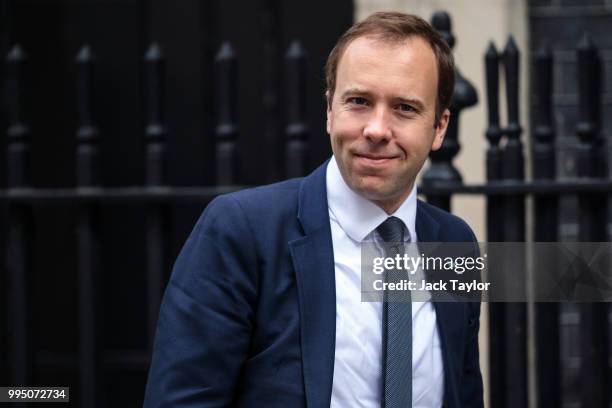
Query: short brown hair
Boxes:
[{"xmin": 325, "ymin": 11, "xmax": 455, "ymax": 124}]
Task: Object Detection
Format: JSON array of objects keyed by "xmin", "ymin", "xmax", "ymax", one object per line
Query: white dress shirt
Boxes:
[{"xmin": 327, "ymin": 157, "xmax": 444, "ymax": 408}]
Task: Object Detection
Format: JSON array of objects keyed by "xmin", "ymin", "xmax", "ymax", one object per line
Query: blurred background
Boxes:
[{"xmin": 1, "ymin": 0, "xmax": 612, "ymax": 407}]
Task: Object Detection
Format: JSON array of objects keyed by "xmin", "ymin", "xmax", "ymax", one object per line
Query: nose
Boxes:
[{"xmin": 363, "ymin": 106, "xmax": 392, "ymax": 143}]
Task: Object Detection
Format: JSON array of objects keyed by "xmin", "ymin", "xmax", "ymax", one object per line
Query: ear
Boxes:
[
  {"xmin": 431, "ymin": 108, "xmax": 450, "ymax": 151},
  {"xmin": 325, "ymin": 90, "xmax": 332, "ymax": 134}
]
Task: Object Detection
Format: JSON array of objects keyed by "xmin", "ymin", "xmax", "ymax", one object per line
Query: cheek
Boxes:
[
  {"xmin": 331, "ymin": 124, "xmax": 358, "ymax": 150},
  {"xmin": 398, "ymin": 127, "xmax": 436, "ymax": 157},
  {"xmin": 333, "ymin": 111, "xmax": 363, "ymax": 134},
  {"xmin": 330, "ymin": 135, "xmax": 349, "ymax": 164}
]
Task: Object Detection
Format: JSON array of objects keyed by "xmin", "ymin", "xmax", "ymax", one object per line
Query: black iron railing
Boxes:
[{"xmin": 2, "ymin": 9, "xmax": 611, "ymax": 408}]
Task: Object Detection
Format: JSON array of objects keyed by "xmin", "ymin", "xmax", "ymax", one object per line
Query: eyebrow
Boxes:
[
  {"xmin": 340, "ymin": 87, "xmax": 426, "ymax": 112},
  {"xmin": 339, "ymin": 87, "xmax": 373, "ymax": 102}
]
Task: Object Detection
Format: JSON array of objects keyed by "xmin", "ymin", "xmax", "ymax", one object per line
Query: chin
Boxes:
[
  {"xmin": 353, "ymin": 181, "xmax": 394, "ymax": 202},
  {"xmin": 353, "ymin": 174, "xmax": 412, "ymax": 202}
]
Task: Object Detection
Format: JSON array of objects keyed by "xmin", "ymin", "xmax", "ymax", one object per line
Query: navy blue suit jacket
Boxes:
[{"xmin": 144, "ymin": 161, "xmax": 484, "ymax": 407}]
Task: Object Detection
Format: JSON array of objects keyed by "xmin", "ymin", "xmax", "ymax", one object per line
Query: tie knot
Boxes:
[{"xmin": 376, "ymin": 216, "xmax": 407, "ymax": 243}]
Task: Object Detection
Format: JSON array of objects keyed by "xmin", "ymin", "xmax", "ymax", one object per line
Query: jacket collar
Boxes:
[
  {"xmin": 297, "ymin": 159, "xmax": 441, "ymax": 241},
  {"xmin": 296, "ymin": 160, "xmax": 330, "ymax": 235}
]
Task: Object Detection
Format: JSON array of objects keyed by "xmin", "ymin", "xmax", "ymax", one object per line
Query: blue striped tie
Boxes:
[{"xmin": 377, "ymin": 216, "xmax": 412, "ymax": 408}]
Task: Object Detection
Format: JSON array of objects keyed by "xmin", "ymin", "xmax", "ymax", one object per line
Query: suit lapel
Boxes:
[
  {"xmin": 289, "ymin": 161, "xmax": 336, "ymax": 408},
  {"xmin": 416, "ymin": 201, "xmax": 462, "ymax": 407}
]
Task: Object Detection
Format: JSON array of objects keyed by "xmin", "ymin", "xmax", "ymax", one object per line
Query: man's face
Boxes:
[{"xmin": 326, "ymin": 35, "xmax": 449, "ymax": 214}]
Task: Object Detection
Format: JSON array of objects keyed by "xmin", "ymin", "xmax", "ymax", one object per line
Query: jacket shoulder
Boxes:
[
  {"xmin": 212, "ymin": 177, "xmax": 301, "ymax": 213},
  {"xmin": 198, "ymin": 178, "xmax": 302, "ymax": 235},
  {"xmin": 230, "ymin": 177, "xmax": 302, "ymax": 203}
]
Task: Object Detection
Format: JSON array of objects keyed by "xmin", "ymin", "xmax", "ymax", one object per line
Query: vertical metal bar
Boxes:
[
  {"xmin": 214, "ymin": 42, "xmax": 238, "ymax": 185},
  {"xmin": 144, "ymin": 43, "xmax": 168, "ymax": 350},
  {"xmin": 5, "ymin": 45, "xmax": 28, "ymax": 190},
  {"xmin": 574, "ymin": 33, "xmax": 608, "ymax": 408},
  {"xmin": 5, "ymin": 44, "xmax": 32, "ymax": 394},
  {"xmin": 531, "ymin": 44, "xmax": 560, "ymax": 408},
  {"xmin": 501, "ymin": 35, "xmax": 527, "ymax": 408},
  {"xmin": 145, "ymin": 44, "xmax": 165, "ymax": 187},
  {"xmin": 284, "ymin": 40, "xmax": 309, "ymax": 178},
  {"xmin": 423, "ymin": 12, "xmax": 477, "ymax": 212},
  {"xmin": 501, "ymin": 37, "xmax": 524, "ymax": 184},
  {"xmin": 75, "ymin": 44, "xmax": 103, "ymax": 408},
  {"xmin": 261, "ymin": 0, "xmax": 281, "ymax": 183},
  {"xmin": 484, "ymin": 41, "xmax": 506, "ymax": 408},
  {"xmin": 485, "ymin": 42, "xmax": 503, "ymax": 242},
  {"xmin": 0, "ymin": 11, "xmax": 10, "ymax": 388}
]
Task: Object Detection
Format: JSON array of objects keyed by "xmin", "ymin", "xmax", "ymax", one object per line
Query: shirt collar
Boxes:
[{"xmin": 326, "ymin": 155, "xmax": 417, "ymax": 243}]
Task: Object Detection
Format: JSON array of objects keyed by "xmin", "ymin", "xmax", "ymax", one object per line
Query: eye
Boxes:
[
  {"xmin": 348, "ymin": 96, "xmax": 369, "ymax": 106},
  {"xmin": 397, "ymin": 103, "xmax": 416, "ymax": 113}
]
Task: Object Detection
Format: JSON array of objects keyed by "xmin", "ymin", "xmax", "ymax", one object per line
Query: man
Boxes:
[{"xmin": 144, "ymin": 11, "xmax": 483, "ymax": 408}]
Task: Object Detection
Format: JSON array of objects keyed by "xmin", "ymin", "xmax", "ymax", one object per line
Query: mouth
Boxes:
[{"xmin": 353, "ymin": 153, "xmax": 399, "ymax": 166}]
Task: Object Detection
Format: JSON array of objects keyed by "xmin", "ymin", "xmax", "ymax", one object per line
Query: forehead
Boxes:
[{"xmin": 335, "ymin": 35, "xmax": 439, "ymax": 101}]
